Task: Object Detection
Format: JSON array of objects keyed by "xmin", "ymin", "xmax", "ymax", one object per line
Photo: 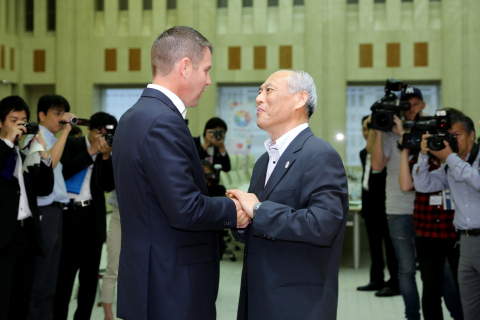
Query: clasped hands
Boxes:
[{"xmin": 227, "ymin": 189, "xmax": 259, "ymax": 229}]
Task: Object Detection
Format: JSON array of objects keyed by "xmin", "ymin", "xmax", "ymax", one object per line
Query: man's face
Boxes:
[
  {"xmin": 362, "ymin": 119, "xmax": 369, "ymax": 141},
  {"xmin": 449, "ymin": 122, "xmax": 475, "ymax": 158},
  {"xmin": 403, "ymin": 96, "xmax": 425, "ymax": 121},
  {"xmin": 256, "ymin": 71, "xmax": 298, "ymax": 132},
  {"xmin": 0, "ymin": 110, "xmax": 28, "ymax": 138},
  {"xmin": 184, "ymin": 48, "xmax": 212, "ymax": 108},
  {"xmin": 39, "ymin": 107, "xmax": 65, "ymax": 134}
]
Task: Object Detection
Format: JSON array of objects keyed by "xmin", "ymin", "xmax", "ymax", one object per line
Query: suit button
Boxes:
[{"xmin": 244, "ymin": 253, "xmax": 247, "ymax": 257}]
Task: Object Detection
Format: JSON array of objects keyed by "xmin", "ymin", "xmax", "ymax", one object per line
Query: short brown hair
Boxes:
[{"xmin": 151, "ymin": 26, "xmax": 213, "ymax": 77}]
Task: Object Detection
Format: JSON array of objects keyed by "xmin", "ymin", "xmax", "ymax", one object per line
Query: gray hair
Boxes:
[
  {"xmin": 151, "ymin": 26, "xmax": 213, "ymax": 77},
  {"xmin": 285, "ymin": 70, "xmax": 317, "ymax": 118}
]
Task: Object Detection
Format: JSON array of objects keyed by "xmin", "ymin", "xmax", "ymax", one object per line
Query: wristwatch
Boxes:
[{"xmin": 252, "ymin": 202, "xmax": 262, "ymax": 219}]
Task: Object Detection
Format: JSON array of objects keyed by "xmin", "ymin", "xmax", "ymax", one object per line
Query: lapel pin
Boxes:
[{"xmin": 285, "ymin": 161, "xmax": 290, "ymax": 169}]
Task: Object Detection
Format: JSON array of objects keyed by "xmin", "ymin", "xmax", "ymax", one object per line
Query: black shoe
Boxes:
[
  {"xmin": 357, "ymin": 281, "xmax": 386, "ymax": 291},
  {"xmin": 375, "ymin": 286, "xmax": 401, "ymax": 297}
]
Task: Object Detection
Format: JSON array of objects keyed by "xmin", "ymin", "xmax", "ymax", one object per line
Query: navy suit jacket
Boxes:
[
  {"xmin": 112, "ymin": 88, "xmax": 237, "ymax": 320},
  {"xmin": 233, "ymin": 127, "xmax": 349, "ymax": 320}
]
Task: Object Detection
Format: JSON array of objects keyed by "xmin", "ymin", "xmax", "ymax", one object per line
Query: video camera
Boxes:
[
  {"xmin": 59, "ymin": 117, "xmax": 115, "ymax": 146},
  {"xmin": 401, "ymin": 110, "xmax": 458, "ymax": 152},
  {"xmin": 370, "ymin": 79, "xmax": 411, "ymax": 131}
]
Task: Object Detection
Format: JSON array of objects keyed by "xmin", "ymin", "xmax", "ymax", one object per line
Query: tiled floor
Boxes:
[{"xmin": 66, "ymin": 219, "xmax": 455, "ymax": 320}]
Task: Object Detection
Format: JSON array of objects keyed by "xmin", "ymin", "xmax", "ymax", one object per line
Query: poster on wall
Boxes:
[{"xmin": 217, "ymin": 86, "xmax": 269, "ymax": 162}]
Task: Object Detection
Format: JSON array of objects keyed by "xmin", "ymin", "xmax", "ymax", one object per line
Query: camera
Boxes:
[
  {"xmin": 212, "ymin": 129, "xmax": 225, "ymax": 141},
  {"xmin": 426, "ymin": 110, "xmax": 458, "ymax": 153},
  {"xmin": 22, "ymin": 122, "xmax": 39, "ymax": 135},
  {"xmin": 402, "ymin": 116, "xmax": 436, "ymax": 150},
  {"xmin": 104, "ymin": 124, "xmax": 115, "ymax": 147},
  {"xmin": 370, "ymin": 79, "xmax": 411, "ymax": 131}
]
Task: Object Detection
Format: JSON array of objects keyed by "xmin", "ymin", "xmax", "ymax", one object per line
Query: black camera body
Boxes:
[
  {"xmin": 402, "ymin": 116, "xmax": 436, "ymax": 150},
  {"xmin": 212, "ymin": 129, "xmax": 225, "ymax": 141},
  {"xmin": 426, "ymin": 110, "xmax": 458, "ymax": 153},
  {"xmin": 104, "ymin": 124, "xmax": 115, "ymax": 147},
  {"xmin": 23, "ymin": 122, "xmax": 39, "ymax": 135},
  {"xmin": 370, "ymin": 79, "xmax": 411, "ymax": 131}
]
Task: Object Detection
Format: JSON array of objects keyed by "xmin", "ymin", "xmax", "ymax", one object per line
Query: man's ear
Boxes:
[
  {"xmin": 39, "ymin": 111, "xmax": 46, "ymax": 123},
  {"xmin": 294, "ymin": 91, "xmax": 309, "ymax": 111},
  {"xmin": 179, "ymin": 57, "xmax": 191, "ymax": 78}
]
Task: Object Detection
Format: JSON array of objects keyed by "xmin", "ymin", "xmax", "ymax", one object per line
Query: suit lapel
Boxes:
[
  {"xmin": 260, "ymin": 127, "xmax": 314, "ymax": 201},
  {"xmin": 250, "ymin": 155, "xmax": 268, "ymax": 200}
]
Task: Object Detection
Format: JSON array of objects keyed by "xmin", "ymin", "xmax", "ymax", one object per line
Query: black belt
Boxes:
[
  {"xmin": 48, "ymin": 201, "xmax": 68, "ymax": 209},
  {"xmin": 458, "ymin": 229, "xmax": 480, "ymax": 236},
  {"xmin": 70, "ymin": 199, "xmax": 92, "ymax": 208}
]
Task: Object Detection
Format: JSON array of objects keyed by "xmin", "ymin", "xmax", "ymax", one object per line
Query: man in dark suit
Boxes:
[
  {"xmin": 112, "ymin": 26, "xmax": 248, "ymax": 320},
  {"xmin": 193, "ymin": 117, "xmax": 231, "ymax": 173},
  {"xmin": 53, "ymin": 112, "xmax": 115, "ymax": 320},
  {"xmin": 228, "ymin": 70, "xmax": 349, "ymax": 320},
  {"xmin": 357, "ymin": 116, "xmax": 399, "ymax": 296},
  {"xmin": 0, "ymin": 96, "xmax": 54, "ymax": 320}
]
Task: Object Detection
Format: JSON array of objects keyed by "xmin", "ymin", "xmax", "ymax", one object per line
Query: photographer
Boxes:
[
  {"xmin": 369, "ymin": 86, "xmax": 425, "ymax": 319},
  {"xmin": 399, "ymin": 112, "xmax": 463, "ymax": 320},
  {"xmin": 412, "ymin": 115, "xmax": 479, "ymax": 320},
  {"xmin": 194, "ymin": 117, "xmax": 231, "ymax": 172},
  {"xmin": 24, "ymin": 95, "xmax": 75, "ymax": 320},
  {"xmin": 0, "ymin": 96, "xmax": 53, "ymax": 320},
  {"xmin": 53, "ymin": 112, "xmax": 115, "ymax": 320}
]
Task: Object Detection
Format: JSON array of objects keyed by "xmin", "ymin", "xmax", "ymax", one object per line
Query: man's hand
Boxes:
[
  {"xmin": 60, "ymin": 112, "xmax": 76, "ymax": 133},
  {"xmin": 429, "ymin": 140, "xmax": 453, "ymax": 161},
  {"xmin": 392, "ymin": 115, "xmax": 405, "ymax": 137},
  {"xmin": 231, "ymin": 197, "xmax": 250, "ymax": 228},
  {"xmin": 98, "ymin": 136, "xmax": 112, "ymax": 160},
  {"xmin": 226, "ymin": 189, "xmax": 259, "ymax": 219},
  {"xmin": 32, "ymin": 131, "xmax": 50, "ymax": 159},
  {"xmin": 420, "ymin": 133, "xmax": 431, "ymax": 155},
  {"xmin": 6, "ymin": 120, "xmax": 27, "ymax": 144}
]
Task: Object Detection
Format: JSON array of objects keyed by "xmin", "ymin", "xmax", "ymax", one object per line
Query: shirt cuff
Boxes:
[
  {"xmin": 3, "ymin": 139, "xmax": 14, "ymax": 148},
  {"xmin": 41, "ymin": 156, "xmax": 52, "ymax": 167},
  {"xmin": 220, "ymin": 152, "xmax": 227, "ymax": 157}
]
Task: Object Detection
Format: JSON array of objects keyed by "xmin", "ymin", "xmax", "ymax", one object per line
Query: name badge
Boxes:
[
  {"xmin": 442, "ymin": 189, "xmax": 455, "ymax": 210},
  {"xmin": 429, "ymin": 195, "xmax": 442, "ymax": 206}
]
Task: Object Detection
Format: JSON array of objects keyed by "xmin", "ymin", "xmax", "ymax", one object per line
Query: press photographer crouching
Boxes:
[
  {"xmin": 369, "ymin": 81, "xmax": 423, "ymax": 319},
  {"xmin": 399, "ymin": 109, "xmax": 464, "ymax": 320},
  {"xmin": 412, "ymin": 114, "xmax": 480, "ymax": 320},
  {"xmin": 53, "ymin": 112, "xmax": 116, "ymax": 320},
  {"xmin": 0, "ymin": 96, "xmax": 54, "ymax": 320}
]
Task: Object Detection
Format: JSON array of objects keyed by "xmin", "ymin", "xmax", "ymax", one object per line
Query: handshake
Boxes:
[{"xmin": 227, "ymin": 189, "xmax": 259, "ymax": 229}]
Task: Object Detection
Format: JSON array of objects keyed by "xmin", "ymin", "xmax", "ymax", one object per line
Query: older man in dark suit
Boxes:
[
  {"xmin": 0, "ymin": 96, "xmax": 54, "ymax": 320},
  {"xmin": 228, "ymin": 70, "xmax": 349, "ymax": 320},
  {"xmin": 112, "ymin": 26, "xmax": 248, "ymax": 320}
]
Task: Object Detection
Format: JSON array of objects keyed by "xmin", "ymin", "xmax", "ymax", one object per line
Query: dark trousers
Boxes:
[
  {"xmin": 53, "ymin": 205, "xmax": 103, "ymax": 320},
  {"xmin": 0, "ymin": 218, "xmax": 37, "ymax": 320},
  {"xmin": 364, "ymin": 213, "xmax": 399, "ymax": 286},
  {"xmin": 415, "ymin": 236, "xmax": 462, "ymax": 320},
  {"xmin": 28, "ymin": 205, "xmax": 63, "ymax": 320}
]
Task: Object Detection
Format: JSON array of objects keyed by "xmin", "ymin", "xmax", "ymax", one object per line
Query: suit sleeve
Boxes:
[
  {"xmin": 142, "ymin": 113, "xmax": 237, "ymax": 231},
  {"xmin": 93, "ymin": 157, "xmax": 115, "ymax": 192},
  {"xmin": 0, "ymin": 140, "xmax": 15, "ymax": 170},
  {"xmin": 251, "ymin": 147, "xmax": 348, "ymax": 247},
  {"xmin": 31, "ymin": 161, "xmax": 54, "ymax": 197},
  {"xmin": 214, "ymin": 148, "xmax": 231, "ymax": 172},
  {"xmin": 61, "ymin": 137, "xmax": 94, "ymax": 180}
]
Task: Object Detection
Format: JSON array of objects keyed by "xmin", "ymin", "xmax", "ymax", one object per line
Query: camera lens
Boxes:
[
  {"xmin": 427, "ymin": 136, "xmax": 444, "ymax": 151},
  {"xmin": 375, "ymin": 114, "xmax": 390, "ymax": 128}
]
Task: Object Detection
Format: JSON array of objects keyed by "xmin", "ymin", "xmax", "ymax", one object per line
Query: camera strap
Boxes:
[{"xmin": 444, "ymin": 143, "xmax": 479, "ymax": 173}]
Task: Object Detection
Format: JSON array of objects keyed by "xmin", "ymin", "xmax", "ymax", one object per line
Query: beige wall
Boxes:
[{"xmin": 1, "ymin": 0, "xmax": 479, "ymax": 160}]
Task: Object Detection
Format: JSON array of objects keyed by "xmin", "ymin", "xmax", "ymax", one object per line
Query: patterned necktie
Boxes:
[{"xmin": 2, "ymin": 150, "xmax": 18, "ymax": 181}]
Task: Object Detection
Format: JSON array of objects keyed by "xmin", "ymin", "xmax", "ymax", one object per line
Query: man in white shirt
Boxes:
[
  {"xmin": 228, "ymin": 70, "xmax": 349, "ymax": 320},
  {"xmin": 0, "ymin": 96, "xmax": 53, "ymax": 320}
]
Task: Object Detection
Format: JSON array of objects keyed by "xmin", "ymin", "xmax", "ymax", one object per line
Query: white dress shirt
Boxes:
[
  {"xmin": 68, "ymin": 136, "xmax": 97, "ymax": 202},
  {"xmin": 264, "ymin": 123, "xmax": 309, "ymax": 185},
  {"xmin": 147, "ymin": 84, "xmax": 187, "ymax": 119}
]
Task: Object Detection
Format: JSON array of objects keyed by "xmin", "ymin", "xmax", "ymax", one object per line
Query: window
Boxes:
[
  {"xmin": 347, "ymin": 0, "xmax": 358, "ymax": 4},
  {"xmin": 374, "ymin": 0, "xmax": 386, "ymax": 3},
  {"xmin": 143, "ymin": 0, "xmax": 152, "ymax": 10},
  {"xmin": 47, "ymin": 0, "xmax": 56, "ymax": 31},
  {"xmin": 25, "ymin": 0, "xmax": 34, "ymax": 31},
  {"xmin": 119, "ymin": 0, "xmax": 128, "ymax": 11},
  {"xmin": 217, "ymin": 0, "xmax": 227, "ymax": 8},
  {"xmin": 268, "ymin": 0, "xmax": 279, "ymax": 6},
  {"xmin": 167, "ymin": 0, "xmax": 176, "ymax": 9},
  {"xmin": 95, "ymin": 0, "xmax": 104, "ymax": 11},
  {"xmin": 293, "ymin": 0, "xmax": 304, "ymax": 5},
  {"xmin": 243, "ymin": 0, "xmax": 252, "ymax": 7}
]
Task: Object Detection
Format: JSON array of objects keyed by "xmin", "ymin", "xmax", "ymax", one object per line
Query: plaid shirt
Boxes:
[{"xmin": 409, "ymin": 155, "xmax": 456, "ymax": 238}]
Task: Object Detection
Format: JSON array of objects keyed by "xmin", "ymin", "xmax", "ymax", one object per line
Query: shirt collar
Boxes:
[
  {"xmin": 39, "ymin": 124, "xmax": 57, "ymax": 143},
  {"xmin": 147, "ymin": 84, "xmax": 187, "ymax": 119},
  {"xmin": 264, "ymin": 123, "xmax": 309, "ymax": 158}
]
